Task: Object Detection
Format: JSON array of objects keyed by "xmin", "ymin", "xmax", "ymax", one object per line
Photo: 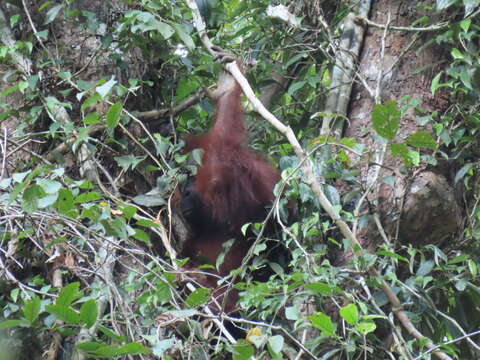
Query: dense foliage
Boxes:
[{"xmin": 0, "ymin": 0, "xmax": 480, "ymax": 359}]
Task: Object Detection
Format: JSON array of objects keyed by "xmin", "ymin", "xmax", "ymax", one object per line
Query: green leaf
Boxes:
[
  {"xmin": 285, "ymin": 306, "xmax": 299, "ymax": 320},
  {"xmin": 22, "ymin": 185, "xmax": 43, "ymax": 213},
  {"xmin": 268, "ymin": 335, "xmax": 284, "ymax": 354},
  {"xmin": 37, "ymin": 179, "xmax": 61, "ymax": 194},
  {"xmin": 133, "ymin": 228, "xmax": 151, "ymax": 244},
  {"xmin": 460, "ymin": 18, "xmax": 471, "ymax": 32},
  {"xmin": 0, "ymin": 319, "xmax": 27, "ymax": 329},
  {"xmin": 56, "ymin": 282, "xmax": 82, "ymax": 307},
  {"xmin": 75, "ymin": 192, "xmax": 102, "ymax": 203},
  {"xmin": 83, "ymin": 112, "xmax": 100, "ymax": 125},
  {"xmin": 339, "ymin": 303, "xmax": 358, "ymax": 325},
  {"xmin": 56, "ymin": 189, "xmax": 78, "ymax": 217},
  {"xmin": 455, "ymin": 163, "xmax": 472, "ymax": 183},
  {"xmin": 304, "ymin": 282, "xmax": 336, "ymax": 296},
  {"xmin": 371, "ymin": 100, "xmax": 400, "ymax": 140},
  {"xmin": 232, "ymin": 339, "xmax": 254, "ymax": 360},
  {"xmin": 38, "ymin": 194, "xmax": 58, "ymax": 209},
  {"xmin": 81, "ymin": 93, "xmax": 101, "ymax": 111},
  {"xmin": 46, "ymin": 304, "xmax": 80, "ymax": 324},
  {"xmin": 356, "ymin": 321, "xmax": 377, "ymax": 335},
  {"xmin": 155, "ymin": 21, "xmax": 175, "ymax": 39},
  {"xmin": 117, "ymin": 342, "xmax": 151, "ymax": 355},
  {"xmin": 75, "ymin": 341, "xmax": 103, "ymax": 352},
  {"xmin": 464, "ymin": 0, "xmax": 479, "ymax": 16},
  {"xmin": 308, "ymin": 312, "xmax": 336, "ymax": 337},
  {"xmin": 468, "ymin": 259, "xmax": 478, "ymax": 277},
  {"xmin": 185, "ymin": 288, "xmax": 211, "ymax": 307},
  {"xmin": 406, "ymin": 131, "xmax": 437, "ymax": 150},
  {"xmin": 101, "ymin": 218, "xmax": 129, "ymax": 240},
  {"xmin": 287, "ymin": 81, "xmax": 306, "ymax": 97},
  {"xmin": 121, "ymin": 205, "xmax": 137, "ymax": 219},
  {"xmin": 436, "ymin": 0, "xmax": 456, "ymax": 10},
  {"xmin": 152, "ymin": 338, "xmax": 176, "ymax": 357},
  {"xmin": 132, "ymin": 194, "xmax": 166, "ymax": 207},
  {"xmin": 431, "ymin": 72, "xmax": 452, "ymax": 96},
  {"xmin": 96, "ymin": 77, "xmax": 117, "ymax": 98},
  {"xmin": 12, "ymin": 170, "xmax": 30, "ymax": 183},
  {"xmin": 23, "ymin": 296, "xmax": 41, "ymax": 325},
  {"xmin": 389, "ymin": 143, "xmax": 413, "ymax": 166},
  {"xmin": 451, "ymin": 48, "xmax": 464, "ymax": 60},
  {"xmin": 80, "ymin": 299, "xmax": 98, "ymax": 328},
  {"xmin": 97, "ymin": 325, "xmax": 126, "ymax": 342},
  {"xmin": 44, "ymin": 4, "xmax": 63, "ymax": 25},
  {"xmin": 78, "ymin": 343, "xmax": 120, "ymax": 358},
  {"xmin": 172, "ymin": 23, "xmax": 195, "ymax": 49},
  {"xmin": 106, "ymin": 102, "xmax": 123, "ymax": 128},
  {"xmin": 115, "ymin": 155, "xmax": 146, "ymax": 171}
]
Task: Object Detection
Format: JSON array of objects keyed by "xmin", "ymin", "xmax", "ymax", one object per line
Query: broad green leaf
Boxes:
[
  {"xmin": 304, "ymin": 282, "xmax": 336, "ymax": 296},
  {"xmin": 185, "ymin": 288, "xmax": 211, "ymax": 307},
  {"xmin": 172, "ymin": 23, "xmax": 195, "ymax": 49},
  {"xmin": 285, "ymin": 306, "xmax": 299, "ymax": 320},
  {"xmin": 464, "ymin": 1, "xmax": 478, "ymax": 16},
  {"xmin": 23, "ymin": 296, "xmax": 41, "ymax": 325},
  {"xmin": 80, "ymin": 299, "xmax": 98, "ymax": 328},
  {"xmin": 37, "ymin": 179, "xmax": 62, "ymax": 194},
  {"xmin": 83, "ymin": 112, "xmax": 100, "ymax": 125},
  {"xmin": 56, "ymin": 282, "xmax": 82, "ymax": 307},
  {"xmin": 339, "ymin": 303, "xmax": 358, "ymax": 325},
  {"xmin": 132, "ymin": 194, "xmax": 166, "ymax": 207},
  {"xmin": 96, "ymin": 77, "xmax": 117, "ymax": 98},
  {"xmin": 268, "ymin": 335, "xmax": 284, "ymax": 354},
  {"xmin": 115, "ymin": 155, "xmax": 146, "ymax": 171},
  {"xmin": 133, "ymin": 228, "xmax": 150, "ymax": 244},
  {"xmin": 46, "ymin": 304, "xmax": 80, "ymax": 324},
  {"xmin": 56, "ymin": 188, "xmax": 78, "ymax": 217},
  {"xmin": 121, "ymin": 205, "xmax": 137, "ymax": 219},
  {"xmin": 454, "ymin": 163, "xmax": 472, "ymax": 183},
  {"xmin": 287, "ymin": 81, "xmax": 306, "ymax": 97},
  {"xmin": 436, "ymin": 0, "xmax": 456, "ymax": 10},
  {"xmin": 75, "ymin": 192, "xmax": 102, "ymax": 203},
  {"xmin": 376, "ymin": 250, "xmax": 408, "ymax": 262},
  {"xmin": 417, "ymin": 260, "xmax": 434, "ymax": 276},
  {"xmin": 81, "ymin": 93, "xmax": 101, "ymax": 111},
  {"xmin": 117, "ymin": 342, "xmax": 151, "ymax": 355},
  {"xmin": 152, "ymin": 338, "xmax": 176, "ymax": 357},
  {"xmin": 75, "ymin": 341, "xmax": 103, "ymax": 352},
  {"xmin": 86, "ymin": 345, "xmax": 120, "ymax": 358},
  {"xmin": 431, "ymin": 72, "xmax": 452, "ymax": 96},
  {"xmin": 44, "ymin": 4, "xmax": 63, "ymax": 24},
  {"xmin": 308, "ymin": 312, "xmax": 336, "ymax": 337},
  {"xmin": 0, "ymin": 319, "xmax": 26, "ymax": 329},
  {"xmin": 388, "ymin": 143, "xmax": 411, "ymax": 166},
  {"xmin": 97, "ymin": 325, "xmax": 126, "ymax": 342},
  {"xmin": 38, "ymin": 194, "xmax": 58, "ymax": 208},
  {"xmin": 460, "ymin": 18, "xmax": 471, "ymax": 32},
  {"xmin": 12, "ymin": 171, "xmax": 30, "ymax": 183},
  {"xmin": 106, "ymin": 102, "xmax": 123, "ymax": 128},
  {"xmin": 22, "ymin": 185, "xmax": 43, "ymax": 213},
  {"xmin": 356, "ymin": 321, "xmax": 377, "ymax": 335},
  {"xmin": 101, "ymin": 218, "xmax": 129, "ymax": 240},
  {"xmin": 232, "ymin": 339, "xmax": 254, "ymax": 360},
  {"xmin": 406, "ymin": 131, "xmax": 437, "ymax": 150},
  {"xmin": 451, "ymin": 48, "xmax": 464, "ymax": 60},
  {"xmin": 371, "ymin": 100, "xmax": 400, "ymax": 140}
]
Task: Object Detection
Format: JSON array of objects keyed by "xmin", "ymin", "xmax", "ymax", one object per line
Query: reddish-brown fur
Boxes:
[{"xmin": 180, "ymin": 66, "xmax": 279, "ymax": 313}]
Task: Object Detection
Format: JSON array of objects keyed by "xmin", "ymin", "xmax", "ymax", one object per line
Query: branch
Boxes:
[
  {"xmin": 138, "ymin": 89, "xmax": 205, "ymax": 121},
  {"xmin": 355, "ymin": 16, "xmax": 449, "ymax": 32}
]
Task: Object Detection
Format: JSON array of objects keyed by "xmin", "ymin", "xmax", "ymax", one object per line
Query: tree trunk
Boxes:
[{"xmin": 347, "ymin": 0, "xmax": 462, "ymax": 249}]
